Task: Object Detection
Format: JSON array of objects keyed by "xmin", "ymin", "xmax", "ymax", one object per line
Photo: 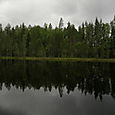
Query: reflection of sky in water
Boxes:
[{"xmin": 0, "ymin": 85, "xmax": 115, "ymax": 115}]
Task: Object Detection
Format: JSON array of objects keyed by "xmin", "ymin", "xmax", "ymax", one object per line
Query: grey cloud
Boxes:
[
  {"xmin": 0, "ymin": 0, "xmax": 115, "ymax": 27},
  {"xmin": 76, "ymin": 0, "xmax": 115, "ymax": 23},
  {"xmin": 53, "ymin": 0, "xmax": 78, "ymax": 16},
  {"xmin": 0, "ymin": 0, "xmax": 55, "ymax": 26},
  {"xmin": 80, "ymin": 0, "xmax": 115, "ymax": 17},
  {"xmin": 64, "ymin": 0, "xmax": 115, "ymax": 26}
]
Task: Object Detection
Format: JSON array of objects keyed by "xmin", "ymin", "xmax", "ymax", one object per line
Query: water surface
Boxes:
[{"xmin": 0, "ymin": 60, "xmax": 115, "ymax": 115}]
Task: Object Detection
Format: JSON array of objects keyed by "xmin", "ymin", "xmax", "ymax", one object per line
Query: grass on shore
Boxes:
[{"xmin": 0, "ymin": 57, "xmax": 115, "ymax": 63}]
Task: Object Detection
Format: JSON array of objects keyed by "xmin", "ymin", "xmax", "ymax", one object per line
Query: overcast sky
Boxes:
[{"xmin": 0, "ymin": 0, "xmax": 115, "ymax": 27}]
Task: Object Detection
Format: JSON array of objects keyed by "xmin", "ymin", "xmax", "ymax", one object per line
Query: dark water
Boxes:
[{"xmin": 0, "ymin": 60, "xmax": 115, "ymax": 115}]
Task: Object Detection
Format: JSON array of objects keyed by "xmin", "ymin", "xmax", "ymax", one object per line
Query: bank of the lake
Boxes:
[{"xmin": 0, "ymin": 57, "xmax": 115, "ymax": 63}]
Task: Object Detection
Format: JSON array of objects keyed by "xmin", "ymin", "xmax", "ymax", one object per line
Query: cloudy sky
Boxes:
[{"xmin": 0, "ymin": 0, "xmax": 115, "ymax": 27}]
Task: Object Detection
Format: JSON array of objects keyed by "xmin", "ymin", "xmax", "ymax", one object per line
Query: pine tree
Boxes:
[{"xmin": 59, "ymin": 18, "xmax": 64, "ymax": 29}]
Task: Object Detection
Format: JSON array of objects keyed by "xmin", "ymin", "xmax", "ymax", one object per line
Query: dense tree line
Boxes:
[{"xmin": 0, "ymin": 16, "xmax": 115, "ymax": 58}]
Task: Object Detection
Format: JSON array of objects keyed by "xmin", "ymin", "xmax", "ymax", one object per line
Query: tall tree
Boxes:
[
  {"xmin": 59, "ymin": 18, "xmax": 64, "ymax": 29},
  {"xmin": 110, "ymin": 16, "xmax": 115, "ymax": 57}
]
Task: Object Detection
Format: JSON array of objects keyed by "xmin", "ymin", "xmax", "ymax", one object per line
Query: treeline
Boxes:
[{"xmin": 0, "ymin": 16, "xmax": 115, "ymax": 58}]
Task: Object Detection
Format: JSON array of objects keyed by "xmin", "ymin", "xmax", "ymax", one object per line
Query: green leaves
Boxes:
[{"xmin": 0, "ymin": 16, "xmax": 115, "ymax": 58}]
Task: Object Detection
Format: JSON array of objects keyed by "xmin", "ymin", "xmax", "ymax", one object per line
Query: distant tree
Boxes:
[
  {"xmin": 0, "ymin": 17, "xmax": 114, "ymax": 58},
  {"xmin": 0, "ymin": 24, "xmax": 2, "ymax": 32},
  {"xmin": 49, "ymin": 23, "xmax": 52, "ymax": 29},
  {"xmin": 59, "ymin": 18, "xmax": 64, "ymax": 29},
  {"xmin": 110, "ymin": 16, "xmax": 115, "ymax": 57},
  {"xmin": 44, "ymin": 23, "xmax": 48, "ymax": 29}
]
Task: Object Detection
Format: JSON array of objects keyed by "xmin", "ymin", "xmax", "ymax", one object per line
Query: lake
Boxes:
[{"xmin": 0, "ymin": 60, "xmax": 115, "ymax": 115}]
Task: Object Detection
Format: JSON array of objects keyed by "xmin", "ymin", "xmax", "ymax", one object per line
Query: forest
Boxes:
[{"xmin": 0, "ymin": 16, "xmax": 115, "ymax": 58}]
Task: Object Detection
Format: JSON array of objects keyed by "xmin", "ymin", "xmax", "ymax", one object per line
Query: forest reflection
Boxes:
[{"xmin": 0, "ymin": 60, "xmax": 115, "ymax": 101}]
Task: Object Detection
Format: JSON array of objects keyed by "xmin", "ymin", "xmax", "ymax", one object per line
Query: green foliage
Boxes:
[{"xmin": 0, "ymin": 16, "xmax": 115, "ymax": 58}]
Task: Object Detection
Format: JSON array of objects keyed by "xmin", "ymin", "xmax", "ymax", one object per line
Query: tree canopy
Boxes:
[{"xmin": 0, "ymin": 17, "xmax": 115, "ymax": 58}]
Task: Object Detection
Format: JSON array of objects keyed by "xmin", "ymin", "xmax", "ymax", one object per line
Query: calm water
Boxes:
[{"xmin": 0, "ymin": 60, "xmax": 115, "ymax": 115}]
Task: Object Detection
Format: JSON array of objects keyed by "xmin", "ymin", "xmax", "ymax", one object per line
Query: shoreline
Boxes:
[{"xmin": 0, "ymin": 57, "xmax": 115, "ymax": 63}]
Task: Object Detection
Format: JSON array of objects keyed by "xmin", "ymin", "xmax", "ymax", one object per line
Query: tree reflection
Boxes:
[{"xmin": 0, "ymin": 60, "xmax": 115, "ymax": 101}]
